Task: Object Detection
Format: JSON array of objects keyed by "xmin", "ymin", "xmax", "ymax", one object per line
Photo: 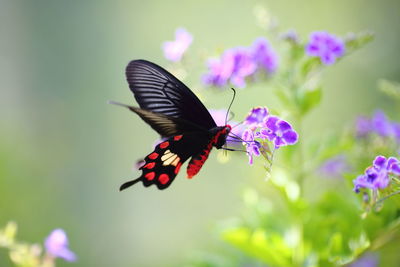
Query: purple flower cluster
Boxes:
[
  {"xmin": 305, "ymin": 31, "xmax": 345, "ymax": 65},
  {"xmin": 203, "ymin": 38, "xmax": 278, "ymax": 88},
  {"xmin": 45, "ymin": 229, "xmax": 76, "ymax": 262},
  {"xmin": 356, "ymin": 110, "xmax": 400, "ymax": 140},
  {"xmin": 353, "ymin": 155, "xmax": 400, "ymax": 193},
  {"xmin": 162, "ymin": 28, "xmax": 193, "ymax": 62},
  {"xmin": 241, "ymin": 107, "xmax": 298, "ymax": 164},
  {"xmin": 318, "ymin": 155, "xmax": 350, "ymax": 178}
]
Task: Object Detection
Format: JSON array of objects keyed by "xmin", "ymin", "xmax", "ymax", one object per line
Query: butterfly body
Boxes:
[{"xmin": 116, "ymin": 59, "xmax": 231, "ymax": 190}]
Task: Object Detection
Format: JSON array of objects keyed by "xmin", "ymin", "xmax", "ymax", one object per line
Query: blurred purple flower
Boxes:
[
  {"xmin": 162, "ymin": 28, "xmax": 193, "ymax": 62},
  {"xmin": 229, "ymin": 48, "xmax": 258, "ymax": 88},
  {"xmin": 203, "ymin": 37, "xmax": 278, "ymax": 88},
  {"xmin": 251, "ymin": 37, "xmax": 279, "ymax": 73},
  {"xmin": 244, "ymin": 107, "xmax": 269, "ymax": 128},
  {"xmin": 392, "ymin": 123, "xmax": 400, "ymax": 142},
  {"xmin": 242, "ymin": 129, "xmax": 261, "ymax": 164},
  {"xmin": 305, "ymin": 31, "xmax": 345, "ymax": 65},
  {"xmin": 203, "ymin": 52, "xmax": 235, "ymax": 87},
  {"xmin": 354, "ymin": 110, "xmax": 400, "ymax": 140},
  {"xmin": 371, "ymin": 110, "xmax": 392, "ymax": 137},
  {"xmin": 319, "ymin": 155, "xmax": 350, "ymax": 178},
  {"xmin": 349, "ymin": 253, "xmax": 378, "ymax": 267},
  {"xmin": 45, "ymin": 229, "xmax": 76, "ymax": 262},
  {"xmin": 204, "ymin": 48, "xmax": 256, "ymax": 88},
  {"xmin": 353, "ymin": 155, "xmax": 400, "ymax": 193},
  {"xmin": 355, "ymin": 116, "xmax": 372, "ymax": 138},
  {"xmin": 209, "ymin": 109, "xmax": 245, "ymax": 147},
  {"xmin": 280, "ymin": 29, "xmax": 299, "ymax": 44},
  {"xmin": 262, "ymin": 116, "xmax": 298, "ymax": 149}
]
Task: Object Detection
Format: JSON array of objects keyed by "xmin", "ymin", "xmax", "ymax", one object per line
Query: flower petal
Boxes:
[
  {"xmin": 373, "ymin": 155, "xmax": 387, "ymax": 169},
  {"xmin": 265, "ymin": 116, "xmax": 279, "ymax": 131},
  {"xmin": 45, "ymin": 229, "xmax": 76, "ymax": 262},
  {"xmin": 282, "ymin": 130, "xmax": 298, "ymax": 145},
  {"xmin": 277, "ymin": 120, "xmax": 292, "ymax": 131},
  {"xmin": 244, "ymin": 107, "xmax": 269, "ymax": 127}
]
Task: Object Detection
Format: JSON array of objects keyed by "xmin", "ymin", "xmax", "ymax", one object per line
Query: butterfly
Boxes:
[{"xmin": 112, "ymin": 59, "xmax": 233, "ymax": 190}]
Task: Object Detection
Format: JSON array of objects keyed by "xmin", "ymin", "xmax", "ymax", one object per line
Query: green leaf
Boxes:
[
  {"xmin": 297, "ymin": 86, "xmax": 322, "ymax": 115},
  {"xmin": 300, "ymin": 57, "xmax": 321, "ymax": 77},
  {"xmin": 222, "ymin": 227, "xmax": 293, "ymax": 267},
  {"xmin": 345, "ymin": 31, "xmax": 374, "ymax": 52},
  {"xmin": 378, "ymin": 79, "xmax": 400, "ymax": 100}
]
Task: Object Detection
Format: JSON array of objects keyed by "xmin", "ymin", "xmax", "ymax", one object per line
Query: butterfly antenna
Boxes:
[{"xmin": 225, "ymin": 88, "xmax": 236, "ymax": 125}]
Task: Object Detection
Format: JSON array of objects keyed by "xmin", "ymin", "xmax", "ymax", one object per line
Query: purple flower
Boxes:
[
  {"xmin": 318, "ymin": 155, "xmax": 350, "ymax": 178},
  {"xmin": 305, "ymin": 31, "xmax": 345, "ymax": 65},
  {"xmin": 203, "ymin": 48, "xmax": 257, "ymax": 88},
  {"xmin": 45, "ymin": 229, "xmax": 76, "ymax": 262},
  {"xmin": 162, "ymin": 28, "xmax": 193, "ymax": 62},
  {"xmin": 209, "ymin": 109, "xmax": 245, "ymax": 147},
  {"xmin": 353, "ymin": 155, "xmax": 400, "ymax": 193},
  {"xmin": 242, "ymin": 129, "xmax": 261, "ymax": 164},
  {"xmin": 203, "ymin": 37, "xmax": 278, "ymax": 89},
  {"xmin": 280, "ymin": 29, "xmax": 299, "ymax": 44},
  {"xmin": 355, "ymin": 116, "xmax": 372, "ymax": 138},
  {"xmin": 228, "ymin": 48, "xmax": 258, "ymax": 88},
  {"xmin": 240, "ymin": 108, "xmax": 298, "ymax": 165},
  {"xmin": 251, "ymin": 37, "xmax": 278, "ymax": 73},
  {"xmin": 349, "ymin": 253, "xmax": 378, "ymax": 267},
  {"xmin": 244, "ymin": 107, "xmax": 269, "ymax": 128},
  {"xmin": 392, "ymin": 123, "xmax": 400, "ymax": 142},
  {"xmin": 371, "ymin": 110, "xmax": 392, "ymax": 137},
  {"xmin": 262, "ymin": 116, "xmax": 298, "ymax": 149},
  {"xmin": 355, "ymin": 110, "xmax": 399, "ymax": 139},
  {"xmin": 203, "ymin": 52, "xmax": 235, "ymax": 87}
]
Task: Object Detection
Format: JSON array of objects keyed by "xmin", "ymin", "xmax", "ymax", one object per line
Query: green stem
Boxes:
[{"xmin": 373, "ymin": 190, "xmax": 400, "ymax": 208}]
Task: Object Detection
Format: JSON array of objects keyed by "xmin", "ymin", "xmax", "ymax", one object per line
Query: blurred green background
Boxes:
[{"xmin": 1, "ymin": 0, "xmax": 399, "ymax": 266}]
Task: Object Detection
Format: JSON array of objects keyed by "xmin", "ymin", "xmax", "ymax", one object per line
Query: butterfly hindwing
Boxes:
[
  {"xmin": 126, "ymin": 60, "xmax": 217, "ymax": 131},
  {"xmin": 109, "ymin": 102, "xmax": 207, "ymax": 137},
  {"xmin": 120, "ymin": 132, "xmax": 211, "ymax": 190}
]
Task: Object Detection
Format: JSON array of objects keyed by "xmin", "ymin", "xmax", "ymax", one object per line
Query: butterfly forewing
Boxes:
[{"xmin": 126, "ymin": 60, "xmax": 217, "ymax": 131}]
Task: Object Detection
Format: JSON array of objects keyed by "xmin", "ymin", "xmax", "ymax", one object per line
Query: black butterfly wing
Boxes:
[
  {"xmin": 109, "ymin": 101, "xmax": 206, "ymax": 137},
  {"xmin": 126, "ymin": 60, "xmax": 217, "ymax": 132},
  {"xmin": 120, "ymin": 132, "xmax": 210, "ymax": 190}
]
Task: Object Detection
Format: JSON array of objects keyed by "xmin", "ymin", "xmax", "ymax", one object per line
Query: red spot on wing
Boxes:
[
  {"xmin": 175, "ymin": 162, "xmax": 182, "ymax": 174},
  {"xmin": 143, "ymin": 162, "xmax": 156, "ymax": 169},
  {"xmin": 144, "ymin": 172, "xmax": 155, "ymax": 180},
  {"xmin": 148, "ymin": 152, "xmax": 159, "ymax": 160},
  {"xmin": 174, "ymin": 135, "xmax": 183, "ymax": 141},
  {"xmin": 160, "ymin": 141, "xmax": 169, "ymax": 149},
  {"xmin": 187, "ymin": 145, "xmax": 212, "ymax": 179},
  {"xmin": 159, "ymin": 174, "xmax": 170, "ymax": 184}
]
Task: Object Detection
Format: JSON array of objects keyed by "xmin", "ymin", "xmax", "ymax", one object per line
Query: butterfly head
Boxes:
[{"xmin": 212, "ymin": 125, "xmax": 232, "ymax": 149}]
